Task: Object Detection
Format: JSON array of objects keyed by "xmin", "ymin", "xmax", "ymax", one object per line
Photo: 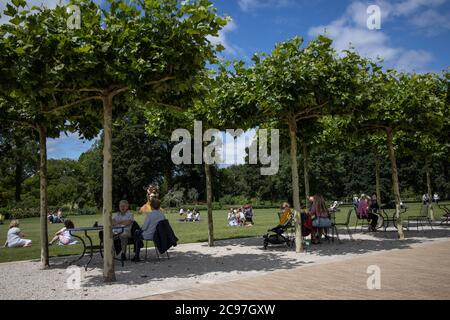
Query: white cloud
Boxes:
[
  {"xmin": 368, "ymin": 0, "xmax": 449, "ymax": 33},
  {"xmin": 307, "ymin": 0, "xmax": 445, "ymax": 72},
  {"xmin": 393, "ymin": 0, "xmax": 447, "ymax": 16},
  {"xmin": 409, "ymin": 9, "xmax": 450, "ymax": 35},
  {"xmin": 395, "ymin": 49, "xmax": 433, "ymax": 71},
  {"xmin": 207, "ymin": 18, "xmax": 245, "ymax": 56},
  {"xmin": 238, "ymin": 0, "xmax": 295, "ymax": 12}
]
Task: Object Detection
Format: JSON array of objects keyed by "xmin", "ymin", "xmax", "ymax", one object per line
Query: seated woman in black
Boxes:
[{"xmin": 368, "ymin": 194, "xmax": 379, "ymax": 231}]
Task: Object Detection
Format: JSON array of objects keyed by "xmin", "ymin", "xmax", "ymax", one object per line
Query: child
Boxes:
[
  {"xmin": 49, "ymin": 220, "xmax": 75, "ymax": 245},
  {"xmin": 227, "ymin": 209, "xmax": 238, "ymax": 226},
  {"xmin": 4, "ymin": 220, "xmax": 32, "ymax": 248},
  {"xmin": 186, "ymin": 210, "xmax": 193, "ymax": 222}
]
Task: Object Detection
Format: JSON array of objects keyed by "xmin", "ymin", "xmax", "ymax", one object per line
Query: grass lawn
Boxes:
[{"xmin": 0, "ymin": 202, "xmax": 448, "ymax": 263}]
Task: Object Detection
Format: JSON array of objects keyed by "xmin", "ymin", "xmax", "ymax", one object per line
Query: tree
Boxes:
[
  {"xmin": 4, "ymin": 0, "xmax": 226, "ymax": 281},
  {"xmin": 222, "ymin": 36, "xmax": 371, "ymax": 251},
  {"xmin": 355, "ymin": 70, "xmax": 447, "ymax": 239},
  {"xmin": 0, "ymin": 127, "xmax": 38, "ymax": 204},
  {"xmin": 162, "ymin": 188, "xmax": 185, "ymax": 209},
  {"xmin": 0, "ymin": 0, "xmax": 101, "ymax": 268},
  {"xmin": 321, "ymin": 112, "xmax": 391, "ymax": 203},
  {"xmin": 78, "ymin": 107, "xmax": 177, "ymax": 209},
  {"xmin": 187, "ymin": 188, "xmax": 199, "ymax": 203},
  {"xmin": 145, "ymin": 74, "xmax": 221, "ymax": 247},
  {"xmin": 400, "ymin": 73, "xmax": 449, "ymax": 219}
]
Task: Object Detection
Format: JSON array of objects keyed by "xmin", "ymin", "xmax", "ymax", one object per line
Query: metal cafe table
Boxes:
[{"xmin": 67, "ymin": 225, "xmax": 125, "ymax": 270}]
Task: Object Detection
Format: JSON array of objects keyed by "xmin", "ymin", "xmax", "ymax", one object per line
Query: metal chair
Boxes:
[
  {"xmin": 143, "ymin": 239, "xmax": 170, "ymax": 261},
  {"xmin": 439, "ymin": 204, "xmax": 450, "ymax": 225},
  {"xmin": 331, "ymin": 208, "xmax": 354, "ymax": 242},
  {"xmin": 131, "ymin": 229, "xmax": 170, "ymax": 262},
  {"xmin": 354, "ymin": 210, "xmax": 370, "ymax": 232},
  {"xmin": 407, "ymin": 204, "xmax": 433, "ymax": 231}
]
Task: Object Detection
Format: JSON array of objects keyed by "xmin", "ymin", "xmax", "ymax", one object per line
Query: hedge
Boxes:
[{"xmin": 0, "ymin": 206, "xmax": 99, "ymax": 220}]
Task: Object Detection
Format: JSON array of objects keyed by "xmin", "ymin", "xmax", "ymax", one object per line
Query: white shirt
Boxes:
[
  {"xmin": 187, "ymin": 212, "xmax": 193, "ymax": 220},
  {"xmin": 7, "ymin": 227, "xmax": 22, "ymax": 246},
  {"xmin": 113, "ymin": 211, "xmax": 134, "ymax": 233},
  {"xmin": 60, "ymin": 228, "xmax": 72, "ymax": 243}
]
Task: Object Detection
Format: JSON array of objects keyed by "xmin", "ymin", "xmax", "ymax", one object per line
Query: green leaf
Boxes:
[
  {"xmin": 14, "ymin": 47, "xmax": 25, "ymax": 54},
  {"xmin": 75, "ymin": 46, "xmax": 93, "ymax": 53},
  {"xmin": 144, "ymin": 0, "xmax": 159, "ymax": 8},
  {"xmin": 9, "ymin": 15, "xmax": 23, "ymax": 25},
  {"xmin": 215, "ymin": 44, "xmax": 225, "ymax": 52},
  {"xmin": 4, "ymin": 3, "xmax": 18, "ymax": 17},
  {"xmin": 186, "ymin": 29, "xmax": 200, "ymax": 35}
]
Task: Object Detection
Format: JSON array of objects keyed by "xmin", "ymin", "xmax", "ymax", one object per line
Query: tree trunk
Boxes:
[
  {"xmin": 302, "ymin": 142, "xmax": 310, "ymax": 206},
  {"xmin": 425, "ymin": 159, "xmax": 434, "ymax": 221},
  {"xmin": 375, "ymin": 155, "xmax": 382, "ymax": 205},
  {"xmin": 102, "ymin": 95, "xmax": 115, "ymax": 282},
  {"xmin": 38, "ymin": 125, "xmax": 49, "ymax": 268},
  {"xmin": 14, "ymin": 159, "xmax": 23, "ymax": 202},
  {"xmin": 204, "ymin": 163, "xmax": 214, "ymax": 247},
  {"xmin": 386, "ymin": 127, "xmax": 404, "ymax": 240},
  {"xmin": 288, "ymin": 116, "xmax": 302, "ymax": 253}
]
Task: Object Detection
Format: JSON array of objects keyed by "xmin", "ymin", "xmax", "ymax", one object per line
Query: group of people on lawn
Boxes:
[
  {"xmin": 422, "ymin": 193, "xmax": 440, "ymax": 204},
  {"xmin": 4, "ymin": 185, "xmax": 169, "ymax": 262},
  {"xmin": 178, "ymin": 208, "xmax": 201, "ymax": 222},
  {"xmin": 47, "ymin": 209, "xmax": 64, "ymax": 224},
  {"xmin": 2, "ymin": 189, "xmax": 406, "ymax": 250},
  {"xmin": 227, "ymin": 205, "xmax": 254, "ymax": 227}
]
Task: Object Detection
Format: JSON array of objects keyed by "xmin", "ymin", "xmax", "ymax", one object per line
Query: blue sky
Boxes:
[
  {"xmin": 212, "ymin": 0, "xmax": 450, "ymax": 71},
  {"xmin": 3, "ymin": 0, "xmax": 448, "ymax": 160}
]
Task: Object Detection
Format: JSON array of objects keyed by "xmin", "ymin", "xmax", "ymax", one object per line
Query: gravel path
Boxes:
[{"xmin": 1, "ymin": 226, "xmax": 449, "ymax": 300}]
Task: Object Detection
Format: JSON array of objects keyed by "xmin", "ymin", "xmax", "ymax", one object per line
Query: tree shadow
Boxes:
[
  {"xmin": 75, "ymin": 250, "xmax": 313, "ymax": 288},
  {"xmin": 306, "ymin": 226, "xmax": 450, "ymax": 256},
  {"xmin": 44, "ymin": 227, "xmax": 450, "ymax": 290},
  {"xmin": 200, "ymin": 237, "xmax": 265, "ymax": 248}
]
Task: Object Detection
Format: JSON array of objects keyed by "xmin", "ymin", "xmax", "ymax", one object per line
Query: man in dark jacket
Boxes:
[
  {"xmin": 134, "ymin": 198, "xmax": 178, "ymax": 260},
  {"xmin": 154, "ymin": 219, "xmax": 178, "ymax": 254}
]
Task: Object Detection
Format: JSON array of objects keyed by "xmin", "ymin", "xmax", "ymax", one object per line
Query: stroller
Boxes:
[{"xmin": 263, "ymin": 211, "xmax": 312, "ymax": 249}]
